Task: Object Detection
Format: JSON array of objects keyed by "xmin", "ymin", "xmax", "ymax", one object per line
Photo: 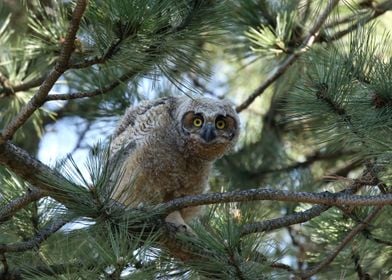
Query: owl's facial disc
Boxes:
[{"xmin": 182, "ymin": 111, "xmax": 237, "ymax": 144}]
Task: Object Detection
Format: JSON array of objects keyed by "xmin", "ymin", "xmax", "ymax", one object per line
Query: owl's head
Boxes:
[{"xmin": 174, "ymin": 97, "xmax": 240, "ymax": 160}]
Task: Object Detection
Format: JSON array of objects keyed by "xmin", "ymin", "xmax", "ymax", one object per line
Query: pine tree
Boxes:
[{"xmin": 1, "ymin": 0, "xmax": 391, "ymax": 279}]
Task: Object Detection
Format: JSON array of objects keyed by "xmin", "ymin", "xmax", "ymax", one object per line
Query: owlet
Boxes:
[{"xmin": 110, "ymin": 96, "xmax": 240, "ymax": 230}]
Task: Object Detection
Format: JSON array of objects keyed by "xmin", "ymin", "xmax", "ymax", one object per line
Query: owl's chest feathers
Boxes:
[{"xmin": 135, "ymin": 139, "xmax": 212, "ymax": 202}]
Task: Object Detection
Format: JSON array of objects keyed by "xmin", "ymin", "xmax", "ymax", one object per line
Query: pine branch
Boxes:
[
  {"xmin": 319, "ymin": 0, "xmax": 392, "ymax": 43},
  {"xmin": 240, "ymin": 175, "xmax": 367, "ymax": 236},
  {"xmin": 0, "ymin": 188, "xmax": 45, "ymax": 223},
  {"xmin": 297, "ymin": 205, "xmax": 384, "ymax": 279},
  {"xmin": 271, "ymin": 263, "xmax": 295, "ymax": 273},
  {"xmin": 0, "ymin": 75, "xmax": 47, "ymax": 97},
  {"xmin": 249, "ymin": 150, "xmax": 354, "ymax": 179},
  {"xmin": 45, "ymin": 68, "xmax": 138, "ymax": 101},
  {"xmin": 0, "ymin": 141, "xmax": 79, "ymax": 206},
  {"xmin": 352, "ymin": 251, "xmax": 372, "ymax": 280},
  {"xmin": 0, "ymin": 0, "xmax": 88, "ymax": 142},
  {"xmin": 161, "ymin": 188, "xmax": 392, "ymax": 214},
  {"xmin": 365, "ymin": 235, "xmax": 392, "ymax": 246},
  {"xmin": 1, "ymin": 140, "xmax": 391, "ymax": 221},
  {"xmin": 241, "ymin": 205, "xmax": 330, "ymax": 236},
  {"xmin": 0, "ymin": 218, "xmax": 68, "ymax": 253},
  {"xmin": 228, "ymin": 252, "xmax": 247, "ymax": 280},
  {"xmin": 326, "ymin": 159, "xmax": 363, "ymax": 178},
  {"xmin": 235, "ymin": 0, "xmax": 340, "ymax": 113},
  {"xmin": 0, "ymin": 253, "xmax": 9, "ymax": 276},
  {"xmin": 3, "ymin": 261, "xmax": 98, "ymax": 279},
  {"xmin": 69, "ymin": 30, "xmax": 128, "ymax": 69}
]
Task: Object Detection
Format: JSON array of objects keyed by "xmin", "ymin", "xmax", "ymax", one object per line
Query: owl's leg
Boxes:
[
  {"xmin": 181, "ymin": 206, "xmax": 203, "ymax": 223},
  {"xmin": 165, "ymin": 211, "xmax": 193, "ymax": 233}
]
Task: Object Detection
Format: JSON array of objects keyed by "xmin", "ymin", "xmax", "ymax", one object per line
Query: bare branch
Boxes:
[
  {"xmin": 0, "ymin": 188, "xmax": 45, "ymax": 223},
  {"xmin": 0, "ymin": 218, "xmax": 68, "ymax": 253},
  {"xmin": 241, "ymin": 205, "xmax": 330, "ymax": 236},
  {"xmin": 235, "ymin": 0, "xmax": 340, "ymax": 113},
  {"xmin": 0, "ymin": 75, "xmax": 47, "ymax": 97},
  {"xmin": 45, "ymin": 69, "xmax": 137, "ymax": 101},
  {"xmin": 161, "ymin": 188, "xmax": 392, "ymax": 214},
  {"xmin": 297, "ymin": 206, "xmax": 384, "ymax": 279},
  {"xmin": 0, "ymin": 0, "xmax": 88, "ymax": 142},
  {"xmin": 240, "ymin": 176, "xmax": 367, "ymax": 236}
]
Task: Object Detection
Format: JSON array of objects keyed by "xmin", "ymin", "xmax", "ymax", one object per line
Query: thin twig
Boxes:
[
  {"xmin": 0, "ymin": 0, "xmax": 88, "ymax": 142},
  {"xmin": 297, "ymin": 206, "xmax": 384, "ymax": 279},
  {"xmin": 0, "ymin": 188, "xmax": 45, "ymax": 223},
  {"xmin": 0, "ymin": 218, "xmax": 69, "ymax": 253},
  {"xmin": 0, "ymin": 75, "xmax": 47, "ymax": 97},
  {"xmin": 235, "ymin": 0, "xmax": 340, "ymax": 112}
]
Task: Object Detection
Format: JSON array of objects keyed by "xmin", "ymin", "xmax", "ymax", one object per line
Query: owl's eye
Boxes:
[
  {"xmin": 216, "ymin": 119, "xmax": 226, "ymax": 129},
  {"xmin": 193, "ymin": 117, "xmax": 203, "ymax": 127}
]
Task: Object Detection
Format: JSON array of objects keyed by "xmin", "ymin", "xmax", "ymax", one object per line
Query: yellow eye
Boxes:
[
  {"xmin": 216, "ymin": 120, "xmax": 226, "ymax": 129},
  {"xmin": 193, "ymin": 117, "xmax": 203, "ymax": 127}
]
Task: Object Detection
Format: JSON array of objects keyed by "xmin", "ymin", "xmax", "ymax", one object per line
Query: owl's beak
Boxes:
[{"xmin": 201, "ymin": 124, "xmax": 216, "ymax": 143}]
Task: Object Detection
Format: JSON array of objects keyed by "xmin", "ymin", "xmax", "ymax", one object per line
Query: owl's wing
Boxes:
[
  {"xmin": 110, "ymin": 96, "xmax": 176, "ymax": 157},
  {"xmin": 109, "ymin": 97, "xmax": 176, "ymax": 204}
]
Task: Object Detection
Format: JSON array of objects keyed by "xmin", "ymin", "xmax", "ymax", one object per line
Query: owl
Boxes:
[{"xmin": 110, "ymin": 96, "xmax": 240, "ymax": 230}]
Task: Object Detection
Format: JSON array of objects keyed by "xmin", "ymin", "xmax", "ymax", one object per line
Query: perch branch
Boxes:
[
  {"xmin": 1, "ymin": 141, "xmax": 391, "ymax": 217},
  {"xmin": 235, "ymin": 0, "xmax": 339, "ymax": 112},
  {"xmin": 0, "ymin": 0, "xmax": 87, "ymax": 142},
  {"xmin": 161, "ymin": 188, "xmax": 392, "ymax": 214}
]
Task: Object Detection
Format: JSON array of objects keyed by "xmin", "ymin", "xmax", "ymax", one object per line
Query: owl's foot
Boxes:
[{"xmin": 165, "ymin": 211, "xmax": 195, "ymax": 235}]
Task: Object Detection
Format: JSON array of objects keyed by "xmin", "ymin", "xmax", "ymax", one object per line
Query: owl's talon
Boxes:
[
  {"xmin": 179, "ymin": 224, "xmax": 191, "ymax": 233},
  {"xmin": 165, "ymin": 221, "xmax": 195, "ymax": 236}
]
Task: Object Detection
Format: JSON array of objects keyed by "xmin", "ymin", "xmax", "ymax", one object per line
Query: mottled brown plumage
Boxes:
[{"xmin": 110, "ymin": 96, "xmax": 240, "ymax": 229}]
